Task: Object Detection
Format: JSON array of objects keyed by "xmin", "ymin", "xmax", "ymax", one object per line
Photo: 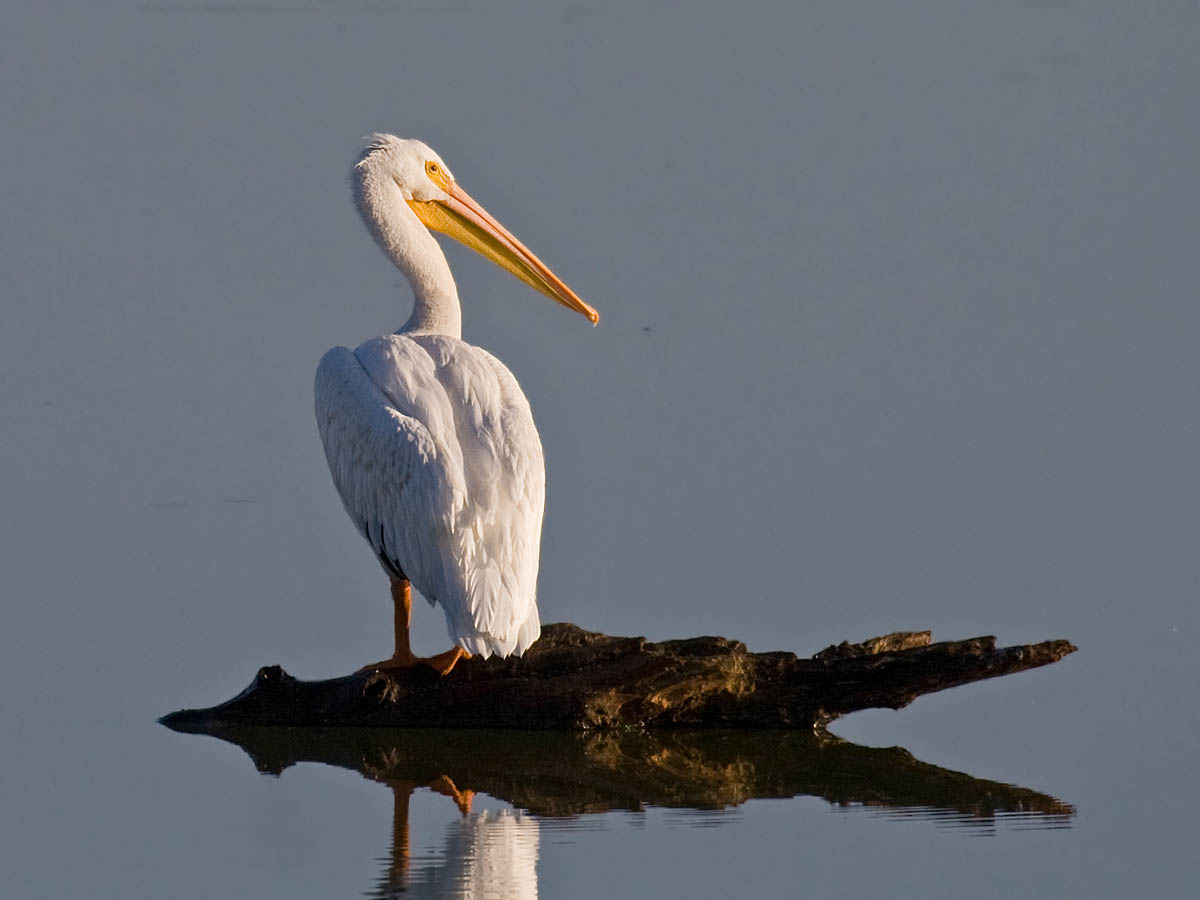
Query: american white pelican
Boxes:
[{"xmin": 315, "ymin": 135, "xmax": 597, "ymax": 675}]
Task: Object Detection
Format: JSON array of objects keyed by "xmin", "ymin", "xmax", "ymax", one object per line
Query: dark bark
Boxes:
[{"xmin": 160, "ymin": 623, "xmax": 1075, "ymax": 731}]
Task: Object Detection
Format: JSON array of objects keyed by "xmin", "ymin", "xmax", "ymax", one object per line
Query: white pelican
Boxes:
[{"xmin": 315, "ymin": 134, "xmax": 597, "ymax": 675}]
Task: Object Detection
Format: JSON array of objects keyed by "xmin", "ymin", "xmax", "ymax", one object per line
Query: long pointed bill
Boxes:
[{"xmin": 408, "ymin": 183, "xmax": 599, "ymax": 325}]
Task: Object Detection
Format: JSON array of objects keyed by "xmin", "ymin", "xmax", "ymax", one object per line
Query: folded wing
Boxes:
[{"xmin": 315, "ymin": 333, "xmax": 544, "ymax": 658}]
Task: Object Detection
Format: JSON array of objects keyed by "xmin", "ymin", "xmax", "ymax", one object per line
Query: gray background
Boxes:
[{"xmin": 2, "ymin": 1, "xmax": 1197, "ymax": 897}]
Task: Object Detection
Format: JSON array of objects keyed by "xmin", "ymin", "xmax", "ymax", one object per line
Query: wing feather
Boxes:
[{"xmin": 314, "ymin": 334, "xmax": 544, "ymax": 658}]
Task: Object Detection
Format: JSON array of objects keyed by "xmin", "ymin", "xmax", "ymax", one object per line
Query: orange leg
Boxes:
[
  {"xmin": 384, "ymin": 782, "xmax": 414, "ymax": 889},
  {"xmin": 379, "ymin": 777, "xmax": 473, "ymax": 892},
  {"xmin": 359, "ymin": 578, "xmax": 471, "ymax": 676},
  {"xmin": 428, "ymin": 774, "xmax": 475, "ymax": 816}
]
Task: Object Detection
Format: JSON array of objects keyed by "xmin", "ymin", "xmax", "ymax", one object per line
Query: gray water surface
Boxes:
[{"xmin": 2, "ymin": 1, "xmax": 1198, "ymax": 897}]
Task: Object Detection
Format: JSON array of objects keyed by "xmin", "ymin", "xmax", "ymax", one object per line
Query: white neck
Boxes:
[{"xmin": 353, "ymin": 165, "xmax": 462, "ymax": 338}]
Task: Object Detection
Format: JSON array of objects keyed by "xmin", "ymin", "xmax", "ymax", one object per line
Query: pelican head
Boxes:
[{"xmin": 355, "ymin": 134, "xmax": 598, "ymax": 325}]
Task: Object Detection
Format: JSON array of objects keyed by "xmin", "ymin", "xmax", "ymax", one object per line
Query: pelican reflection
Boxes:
[
  {"xmin": 371, "ymin": 777, "xmax": 538, "ymax": 900},
  {"xmin": 162, "ymin": 726, "xmax": 1074, "ymax": 896}
]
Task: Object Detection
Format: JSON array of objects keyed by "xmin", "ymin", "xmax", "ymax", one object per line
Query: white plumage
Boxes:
[
  {"xmin": 414, "ymin": 809, "xmax": 540, "ymax": 899},
  {"xmin": 314, "ymin": 135, "xmax": 596, "ymax": 668},
  {"xmin": 315, "ymin": 334, "xmax": 543, "ymax": 658}
]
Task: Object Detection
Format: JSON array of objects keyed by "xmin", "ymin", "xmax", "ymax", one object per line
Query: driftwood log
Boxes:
[{"xmin": 160, "ymin": 623, "xmax": 1075, "ymax": 730}]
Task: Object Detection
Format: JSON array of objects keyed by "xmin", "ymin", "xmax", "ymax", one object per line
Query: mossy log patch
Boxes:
[{"xmin": 161, "ymin": 623, "xmax": 1075, "ymax": 730}]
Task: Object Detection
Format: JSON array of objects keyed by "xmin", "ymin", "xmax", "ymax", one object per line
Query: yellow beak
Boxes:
[{"xmin": 408, "ymin": 183, "xmax": 599, "ymax": 325}]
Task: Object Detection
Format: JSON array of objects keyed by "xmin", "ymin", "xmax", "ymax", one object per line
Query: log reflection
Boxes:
[{"xmin": 166, "ymin": 726, "xmax": 1073, "ymax": 895}]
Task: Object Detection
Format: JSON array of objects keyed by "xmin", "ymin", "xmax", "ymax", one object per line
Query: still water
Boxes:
[{"xmin": 2, "ymin": 1, "xmax": 1198, "ymax": 897}]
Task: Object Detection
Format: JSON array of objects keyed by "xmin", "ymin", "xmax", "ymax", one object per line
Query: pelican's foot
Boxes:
[
  {"xmin": 358, "ymin": 647, "xmax": 471, "ymax": 677},
  {"xmin": 425, "ymin": 646, "xmax": 471, "ymax": 676},
  {"xmin": 429, "ymin": 775, "xmax": 475, "ymax": 816}
]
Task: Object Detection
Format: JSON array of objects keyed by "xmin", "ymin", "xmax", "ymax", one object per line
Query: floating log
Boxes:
[{"xmin": 160, "ymin": 623, "xmax": 1075, "ymax": 730}]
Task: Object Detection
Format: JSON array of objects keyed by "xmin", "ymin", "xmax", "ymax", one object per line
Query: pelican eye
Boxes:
[{"xmin": 425, "ymin": 159, "xmax": 451, "ymax": 188}]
